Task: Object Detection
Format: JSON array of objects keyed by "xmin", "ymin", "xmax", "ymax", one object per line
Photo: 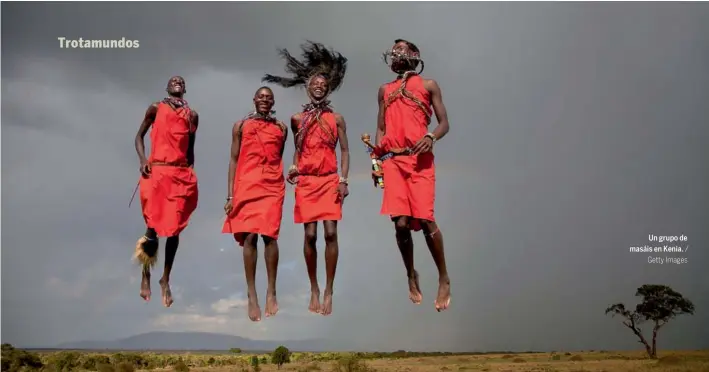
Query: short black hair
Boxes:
[
  {"xmin": 394, "ymin": 39, "xmax": 420, "ymax": 54},
  {"xmin": 255, "ymin": 86, "xmax": 273, "ymax": 94}
]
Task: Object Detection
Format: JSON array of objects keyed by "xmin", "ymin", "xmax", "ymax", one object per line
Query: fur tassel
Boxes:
[{"xmin": 133, "ymin": 235, "xmax": 158, "ymax": 270}]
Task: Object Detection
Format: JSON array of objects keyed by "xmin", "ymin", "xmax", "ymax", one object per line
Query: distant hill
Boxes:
[{"xmin": 54, "ymin": 331, "xmax": 347, "ymax": 352}]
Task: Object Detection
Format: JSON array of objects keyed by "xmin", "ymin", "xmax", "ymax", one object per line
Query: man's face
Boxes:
[
  {"xmin": 253, "ymin": 88, "xmax": 275, "ymax": 113},
  {"xmin": 167, "ymin": 76, "xmax": 186, "ymax": 95},
  {"xmin": 308, "ymin": 75, "xmax": 329, "ymax": 100},
  {"xmin": 390, "ymin": 42, "xmax": 418, "ymax": 72},
  {"xmin": 392, "ymin": 41, "xmax": 412, "ymax": 57}
]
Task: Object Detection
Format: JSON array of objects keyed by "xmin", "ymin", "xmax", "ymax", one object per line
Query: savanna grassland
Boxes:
[{"xmin": 3, "ymin": 345, "xmax": 709, "ymax": 372}]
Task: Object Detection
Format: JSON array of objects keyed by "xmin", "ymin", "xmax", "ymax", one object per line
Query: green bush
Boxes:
[
  {"xmin": 1, "ymin": 344, "xmax": 44, "ymax": 372},
  {"xmin": 45, "ymin": 351, "xmax": 83, "ymax": 371},
  {"xmin": 230, "ymin": 348, "xmax": 242, "ymax": 354},
  {"xmin": 110, "ymin": 353, "xmax": 149, "ymax": 369},
  {"xmin": 96, "ymin": 363, "xmax": 115, "ymax": 372},
  {"xmin": 80, "ymin": 355, "xmax": 111, "ymax": 370},
  {"xmin": 115, "ymin": 362, "xmax": 134, "ymax": 372},
  {"xmin": 173, "ymin": 359, "xmax": 190, "ymax": 372},
  {"xmin": 331, "ymin": 355, "xmax": 376, "ymax": 372}
]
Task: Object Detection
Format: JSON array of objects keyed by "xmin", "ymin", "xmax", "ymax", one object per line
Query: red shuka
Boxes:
[
  {"xmin": 139, "ymin": 102, "xmax": 199, "ymax": 237},
  {"xmin": 294, "ymin": 111, "xmax": 342, "ymax": 224},
  {"xmin": 378, "ymin": 74, "xmax": 435, "ymax": 231},
  {"xmin": 222, "ymin": 118, "xmax": 286, "ymax": 246}
]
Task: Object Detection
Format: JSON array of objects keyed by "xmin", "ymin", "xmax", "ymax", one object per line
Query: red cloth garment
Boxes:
[
  {"xmin": 378, "ymin": 74, "xmax": 435, "ymax": 231},
  {"xmin": 294, "ymin": 111, "xmax": 342, "ymax": 223},
  {"xmin": 139, "ymin": 102, "xmax": 199, "ymax": 237},
  {"xmin": 222, "ymin": 118, "xmax": 286, "ymax": 246}
]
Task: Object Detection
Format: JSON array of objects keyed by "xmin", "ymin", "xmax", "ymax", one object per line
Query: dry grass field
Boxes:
[
  {"xmin": 4, "ymin": 346, "xmax": 708, "ymax": 372},
  {"xmin": 209, "ymin": 350, "xmax": 709, "ymax": 372}
]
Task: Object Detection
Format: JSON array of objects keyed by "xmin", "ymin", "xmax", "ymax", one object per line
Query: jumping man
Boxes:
[
  {"xmin": 263, "ymin": 41, "xmax": 350, "ymax": 316},
  {"xmin": 222, "ymin": 87, "xmax": 288, "ymax": 322},
  {"xmin": 373, "ymin": 39, "xmax": 452, "ymax": 311},
  {"xmin": 134, "ymin": 75, "xmax": 199, "ymax": 307}
]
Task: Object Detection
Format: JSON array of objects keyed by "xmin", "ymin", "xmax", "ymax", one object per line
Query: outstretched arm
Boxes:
[
  {"xmin": 336, "ymin": 113, "xmax": 350, "ymax": 180},
  {"xmin": 375, "ymin": 85, "xmax": 386, "ymax": 148},
  {"xmin": 135, "ymin": 103, "xmax": 159, "ymax": 164},
  {"xmin": 290, "ymin": 114, "xmax": 300, "ymax": 168},
  {"xmin": 187, "ymin": 111, "xmax": 199, "ymax": 167},
  {"xmin": 425, "ymin": 79, "xmax": 450, "ymax": 141},
  {"xmin": 279, "ymin": 121, "xmax": 289, "ymax": 158},
  {"xmin": 227, "ymin": 121, "xmax": 243, "ymax": 200},
  {"xmin": 287, "ymin": 114, "xmax": 301, "ymax": 184}
]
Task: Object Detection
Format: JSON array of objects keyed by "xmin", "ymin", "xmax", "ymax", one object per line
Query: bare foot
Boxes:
[
  {"xmin": 308, "ymin": 289, "xmax": 321, "ymax": 314},
  {"xmin": 408, "ymin": 270, "xmax": 423, "ymax": 304},
  {"xmin": 159, "ymin": 278, "xmax": 173, "ymax": 308},
  {"xmin": 265, "ymin": 291, "xmax": 278, "ymax": 317},
  {"xmin": 248, "ymin": 293, "xmax": 262, "ymax": 321},
  {"xmin": 320, "ymin": 290, "xmax": 333, "ymax": 316},
  {"xmin": 140, "ymin": 273, "xmax": 151, "ymax": 302},
  {"xmin": 435, "ymin": 278, "xmax": 451, "ymax": 312}
]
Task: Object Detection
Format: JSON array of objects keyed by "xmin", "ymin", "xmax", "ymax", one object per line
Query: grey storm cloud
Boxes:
[{"xmin": 2, "ymin": 2, "xmax": 709, "ymax": 351}]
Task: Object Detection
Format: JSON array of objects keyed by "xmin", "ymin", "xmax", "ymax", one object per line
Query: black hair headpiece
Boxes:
[{"xmin": 262, "ymin": 41, "xmax": 348, "ymax": 95}]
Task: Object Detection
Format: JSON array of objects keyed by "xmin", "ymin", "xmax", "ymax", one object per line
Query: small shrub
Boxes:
[
  {"xmin": 569, "ymin": 355, "xmax": 583, "ymax": 361},
  {"xmin": 501, "ymin": 355, "xmax": 513, "ymax": 359},
  {"xmin": 551, "ymin": 355, "xmax": 561, "ymax": 360},
  {"xmin": 46, "ymin": 351, "xmax": 82, "ymax": 371},
  {"xmin": 173, "ymin": 359, "xmax": 190, "ymax": 372},
  {"xmin": 96, "ymin": 363, "xmax": 116, "ymax": 372},
  {"xmin": 81, "ymin": 355, "xmax": 111, "ymax": 370},
  {"xmin": 331, "ymin": 355, "xmax": 376, "ymax": 372},
  {"xmin": 564, "ymin": 352, "xmax": 571, "ymax": 356},
  {"xmin": 230, "ymin": 348, "xmax": 243, "ymax": 354},
  {"xmin": 110, "ymin": 353, "xmax": 149, "ymax": 369},
  {"xmin": 250, "ymin": 356, "xmax": 261, "ymax": 372},
  {"xmin": 657, "ymin": 355, "xmax": 683, "ymax": 365},
  {"xmin": 115, "ymin": 362, "xmax": 135, "ymax": 372},
  {"xmin": 298, "ymin": 363, "xmax": 322, "ymax": 372},
  {"xmin": 512, "ymin": 358, "xmax": 526, "ymax": 363}
]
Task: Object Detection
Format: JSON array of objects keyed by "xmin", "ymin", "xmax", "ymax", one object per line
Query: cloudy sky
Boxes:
[{"xmin": 2, "ymin": 2, "xmax": 709, "ymax": 352}]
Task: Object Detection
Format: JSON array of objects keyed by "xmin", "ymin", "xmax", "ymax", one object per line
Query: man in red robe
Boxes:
[
  {"xmin": 223, "ymin": 86, "xmax": 287, "ymax": 322},
  {"xmin": 134, "ymin": 76, "xmax": 199, "ymax": 308},
  {"xmin": 263, "ymin": 42, "xmax": 350, "ymax": 316},
  {"xmin": 373, "ymin": 39, "xmax": 452, "ymax": 311}
]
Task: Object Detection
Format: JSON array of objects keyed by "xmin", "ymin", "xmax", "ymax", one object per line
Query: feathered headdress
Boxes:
[{"xmin": 262, "ymin": 40, "xmax": 348, "ymax": 103}]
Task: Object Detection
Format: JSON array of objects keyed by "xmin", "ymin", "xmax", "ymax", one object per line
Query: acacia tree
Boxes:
[
  {"xmin": 605, "ymin": 284, "xmax": 694, "ymax": 359},
  {"xmin": 271, "ymin": 346, "xmax": 290, "ymax": 369}
]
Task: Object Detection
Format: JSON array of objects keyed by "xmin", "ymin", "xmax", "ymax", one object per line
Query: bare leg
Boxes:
[
  {"xmin": 394, "ymin": 216, "xmax": 422, "ymax": 304},
  {"xmin": 321, "ymin": 221, "xmax": 339, "ymax": 315},
  {"xmin": 421, "ymin": 220, "xmax": 450, "ymax": 312},
  {"xmin": 241, "ymin": 233, "xmax": 261, "ymax": 321},
  {"xmin": 140, "ymin": 228, "xmax": 158, "ymax": 301},
  {"xmin": 159, "ymin": 235, "xmax": 179, "ymax": 307},
  {"xmin": 262, "ymin": 236, "xmax": 279, "ymax": 317},
  {"xmin": 303, "ymin": 222, "xmax": 320, "ymax": 313},
  {"xmin": 141, "ymin": 266, "xmax": 151, "ymax": 302}
]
